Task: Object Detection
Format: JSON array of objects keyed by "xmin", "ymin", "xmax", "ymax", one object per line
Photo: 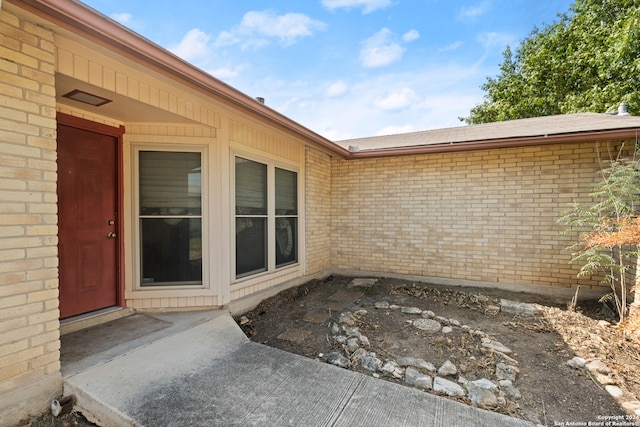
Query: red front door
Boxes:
[{"xmin": 57, "ymin": 123, "xmax": 118, "ymax": 318}]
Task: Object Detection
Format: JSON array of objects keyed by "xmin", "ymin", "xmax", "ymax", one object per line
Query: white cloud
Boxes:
[
  {"xmin": 402, "ymin": 29, "xmax": 420, "ymax": 43},
  {"xmin": 359, "ymin": 28, "xmax": 405, "ymax": 68},
  {"xmin": 374, "ymin": 88, "xmax": 420, "ymax": 110},
  {"xmin": 169, "ymin": 29, "xmax": 212, "ymax": 62},
  {"xmin": 326, "ymin": 80, "xmax": 349, "ymax": 98},
  {"xmin": 258, "ymin": 64, "xmax": 486, "ymax": 140},
  {"xmin": 321, "ymin": 0, "xmax": 393, "ymax": 14},
  {"xmin": 458, "ymin": 1, "xmax": 492, "ymax": 21},
  {"xmin": 206, "ymin": 65, "xmax": 246, "ymax": 80},
  {"xmin": 476, "ymin": 32, "xmax": 514, "ymax": 49},
  {"xmin": 439, "ymin": 41, "xmax": 464, "ymax": 52},
  {"xmin": 215, "ymin": 11, "xmax": 326, "ymax": 49},
  {"xmin": 111, "ymin": 12, "xmax": 132, "ymax": 25}
]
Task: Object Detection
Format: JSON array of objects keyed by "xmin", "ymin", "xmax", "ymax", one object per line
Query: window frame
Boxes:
[
  {"xmin": 232, "ymin": 151, "xmax": 300, "ymax": 282},
  {"xmin": 132, "ymin": 143, "xmax": 209, "ymax": 290}
]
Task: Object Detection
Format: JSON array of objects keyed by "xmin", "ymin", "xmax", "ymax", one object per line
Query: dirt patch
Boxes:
[
  {"xmin": 237, "ymin": 276, "xmax": 640, "ymax": 426},
  {"xmin": 17, "ymin": 411, "xmax": 95, "ymax": 427}
]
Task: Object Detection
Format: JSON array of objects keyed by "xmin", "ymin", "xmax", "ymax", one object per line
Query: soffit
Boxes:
[{"xmin": 56, "ymin": 73, "xmax": 197, "ymax": 125}]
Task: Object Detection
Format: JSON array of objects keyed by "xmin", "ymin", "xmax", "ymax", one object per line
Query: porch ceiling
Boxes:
[{"xmin": 55, "ymin": 73, "xmax": 197, "ymax": 125}]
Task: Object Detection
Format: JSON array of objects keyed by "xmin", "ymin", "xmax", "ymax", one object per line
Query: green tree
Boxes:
[
  {"xmin": 558, "ymin": 145, "xmax": 640, "ymax": 323},
  {"xmin": 464, "ymin": 0, "xmax": 640, "ymax": 124}
]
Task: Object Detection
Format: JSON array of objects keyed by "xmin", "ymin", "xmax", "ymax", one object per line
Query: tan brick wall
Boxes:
[
  {"xmin": 331, "ymin": 141, "xmax": 620, "ymax": 291},
  {"xmin": 0, "ymin": 6, "xmax": 62, "ymax": 425},
  {"xmin": 305, "ymin": 147, "xmax": 332, "ymax": 275}
]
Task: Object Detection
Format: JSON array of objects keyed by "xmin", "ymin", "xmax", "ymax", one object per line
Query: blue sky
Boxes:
[{"xmin": 81, "ymin": 0, "xmax": 574, "ymax": 140}]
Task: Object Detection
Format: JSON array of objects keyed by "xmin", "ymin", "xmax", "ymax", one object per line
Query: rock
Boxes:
[
  {"xmin": 595, "ymin": 373, "xmax": 616, "ymax": 385},
  {"xmin": 389, "ymin": 304, "xmax": 402, "ymax": 310},
  {"xmin": 402, "ymin": 306, "xmax": 423, "ymax": 315},
  {"xmin": 442, "ymin": 326, "xmax": 453, "ymax": 334},
  {"xmin": 622, "ymin": 400, "xmax": 640, "ymax": 415},
  {"xmin": 348, "ymin": 278, "xmax": 378, "ymax": 287},
  {"xmin": 353, "ymin": 309, "xmax": 368, "ymax": 318},
  {"xmin": 330, "ymin": 322, "xmax": 341, "ymax": 335},
  {"xmin": 458, "ymin": 376, "xmax": 469, "ymax": 385},
  {"xmin": 360, "ymin": 354, "xmax": 383, "ymax": 372},
  {"xmin": 374, "ymin": 302, "xmax": 390, "ymax": 309},
  {"xmin": 567, "ymin": 356, "xmax": 586, "ymax": 369},
  {"xmin": 605, "ymin": 385, "xmax": 624, "ymax": 399},
  {"xmin": 347, "ymin": 337, "xmax": 360, "ymax": 352},
  {"xmin": 412, "ymin": 318, "xmax": 442, "ymax": 333},
  {"xmin": 481, "ymin": 339, "xmax": 513, "ymax": 354},
  {"xmin": 449, "ymin": 318, "xmax": 461, "ymax": 326},
  {"xmin": 500, "ymin": 299, "xmax": 541, "ymax": 315},
  {"xmin": 239, "ymin": 316, "xmax": 249, "ymax": 325},
  {"xmin": 435, "ymin": 316, "xmax": 449, "ymax": 325},
  {"xmin": 496, "ymin": 363, "xmax": 520, "ymax": 381},
  {"xmin": 433, "ymin": 377, "xmax": 466, "ymax": 397},
  {"xmin": 494, "ymin": 351, "xmax": 519, "ymax": 365},
  {"xmin": 382, "ymin": 361, "xmax": 404, "ymax": 379},
  {"xmin": 586, "ymin": 359, "xmax": 610, "ymax": 374},
  {"xmin": 496, "ymin": 397, "xmax": 507, "ymax": 407},
  {"xmin": 485, "ymin": 305, "xmax": 500, "ymax": 315},
  {"xmin": 343, "ymin": 326, "xmax": 361, "ymax": 336},
  {"xmin": 339, "ymin": 312, "xmax": 355, "ymax": 326},
  {"xmin": 421, "ymin": 310, "xmax": 435, "ymax": 319},
  {"xmin": 499, "ymin": 380, "xmax": 522, "ymax": 399},
  {"xmin": 405, "ymin": 367, "xmax": 433, "ymax": 390},
  {"xmin": 396, "ymin": 357, "xmax": 436, "ymax": 372},
  {"xmin": 358, "ymin": 334, "xmax": 370, "ymax": 347},
  {"xmin": 597, "ymin": 320, "xmax": 611, "ymax": 328},
  {"xmin": 437, "ymin": 360, "xmax": 458, "ymax": 377},
  {"xmin": 472, "ymin": 378, "xmax": 498, "ymax": 391},
  {"xmin": 327, "ymin": 352, "xmax": 351, "ymax": 368},
  {"xmin": 351, "ymin": 348, "xmax": 368, "ymax": 362},
  {"xmin": 333, "ymin": 335, "xmax": 347, "ymax": 344},
  {"xmin": 466, "ymin": 382, "xmax": 498, "ymax": 408}
]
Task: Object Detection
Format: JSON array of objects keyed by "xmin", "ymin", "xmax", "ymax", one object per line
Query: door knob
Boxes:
[
  {"xmin": 108, "ymin": 220, "xmax": 115, "ymax": 226},
  {"xmin": 108, "ymin": 232, "xmax": 117, "ymax": 238}
]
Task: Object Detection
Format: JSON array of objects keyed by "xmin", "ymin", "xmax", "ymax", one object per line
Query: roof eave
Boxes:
[
  {"xmin": 347, "ymin": 128, "xmax": 640, "ymax": 159},
  {"xmin": 10, "ymin": 0, "xmax": 351, "ymax": 158}
]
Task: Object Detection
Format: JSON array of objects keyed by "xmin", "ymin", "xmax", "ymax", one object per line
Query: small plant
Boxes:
[{"xmin": 558, "ymin": 143, "xmax": 640, "ymax": 323}]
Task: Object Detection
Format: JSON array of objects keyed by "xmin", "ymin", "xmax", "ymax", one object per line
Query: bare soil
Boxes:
[
  {"xmin": 237, "ymin": 275, "xmax": 640, "ymax": 426},
  {"xmin": 17, "ymin": 411, "xmax": 95, "ymax": 427}
]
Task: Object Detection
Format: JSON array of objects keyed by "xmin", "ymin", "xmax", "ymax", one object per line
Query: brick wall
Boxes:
[
  {"xmin": 305, "ymin": 147, "xmax": 332, "ymax": 275},
  {"xmin": 0, "ymin": 6, "xmax": 62, "ymax": 425},
  {"xmin": 331, "ymin": 141, "xmax": 619, "ymax": 291}
]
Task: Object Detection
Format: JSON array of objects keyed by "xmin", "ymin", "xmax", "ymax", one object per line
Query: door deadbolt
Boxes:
[{"xmin": 108, "ymin": 232, "xmax": 117, "ymax": 238}]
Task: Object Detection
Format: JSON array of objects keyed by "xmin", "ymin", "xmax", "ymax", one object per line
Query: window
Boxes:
[
  {"xmin": 275, "ymin": 167, "xmax": 297, "ymax": 267},
  {"xmin": 234, "ymin": 156, "xmax": 298, "ymax": 278},
  {"xmin": 138, "ymin": 151, "xmax": 203, "ymax": 286},
  {"xmin": 235, "ymin": 158, "xmax": 267, "ymax": 277}
]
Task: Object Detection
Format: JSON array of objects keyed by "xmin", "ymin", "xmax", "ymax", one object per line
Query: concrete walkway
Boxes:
[{"xmin": 62, "ymin": 311, "xmax": 535, "ymax": 427}]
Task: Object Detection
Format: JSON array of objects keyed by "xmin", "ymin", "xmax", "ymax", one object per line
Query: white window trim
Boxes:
[
  {"xmin": 231, "ymin": 150, "xmax": 301, "ymax": 284},
  {"xmin": 132, "ymin": 143, "xmax": 210, "ymax": 291}
]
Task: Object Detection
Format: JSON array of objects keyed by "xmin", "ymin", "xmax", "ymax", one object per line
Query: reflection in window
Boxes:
[
  {"xmin": 275, "ymin": 167, "xmax": 297, "ymax": 267},
  {"xmin": 234, "ymin": 157, "xmax": 298, "ymax": 278},
  {"xmin": 235, "ymin": 158, "xmax": 267, "ymax": 277},
  {"xmin": 139, "ymin": 151, "xmax": 202, "ymax": 286}
]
